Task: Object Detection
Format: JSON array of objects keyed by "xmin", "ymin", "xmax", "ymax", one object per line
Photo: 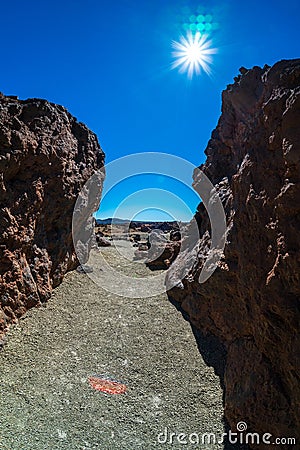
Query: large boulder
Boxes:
[
  {"xmin": 147, "ymin": 241, "xmax": 181, "ymax": 270},
  {"xmin": 166, "ymin": 59, "xmax": 300, "ymax": 447},
  {"xmin": 0, "ymin": 93, "xmax": 105, "ymax": 337},
  {"xmin": 96, "ymin": 235, "xmax": 111, "ymax": 247},
  {"xmin": 146, "ymin": 230, "xmax": 181, "ymax": 270}
]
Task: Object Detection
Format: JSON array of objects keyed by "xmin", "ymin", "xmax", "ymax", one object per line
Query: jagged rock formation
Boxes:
[
  {"xmin": 0, "ymin": 93, "xmax": 104, "ymax": 338},
  {"xmin": 146, "ymin": 231, "xmax": 181, "ymax": 270},
  {"xmin": 166, "ymin": 59, "xmax": 300, "ymax": 447}
]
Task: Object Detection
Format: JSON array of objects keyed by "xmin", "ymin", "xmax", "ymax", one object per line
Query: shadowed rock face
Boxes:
[
  {"xmin": 166, "ymin": 59, "xmax": 300, "ymax": 447},
  {"xmin": 0, "ymin": 93, "xmax": 105, "ymax": 338}
]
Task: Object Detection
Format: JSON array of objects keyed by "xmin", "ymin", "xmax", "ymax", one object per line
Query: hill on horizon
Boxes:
[{"xmin": 95, "ymin": 217, "xmax": 184, "ymax": 225}]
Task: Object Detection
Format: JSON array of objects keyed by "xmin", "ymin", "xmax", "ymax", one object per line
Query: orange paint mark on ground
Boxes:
[{"xmin": 88, "ymin": 376, "xmax": 127, "ymax": 394}]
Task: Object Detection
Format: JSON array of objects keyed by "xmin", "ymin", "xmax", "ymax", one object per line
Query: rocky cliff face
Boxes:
[
  {"xmin": 166, "ymin": 59, "xmax": 300, "ymax": 447},
  {"xmin": 0, "ymin": 93, "xmax": 104, "ymax": 339}
]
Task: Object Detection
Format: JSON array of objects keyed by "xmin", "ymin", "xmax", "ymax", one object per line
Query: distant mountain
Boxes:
[
  {"xmin": 95, "ymin": 218, "xmax": 187, "ymax": 233},
  {"xmin": 95, "ymin": 218, "xmax": 185, "ymax": 225},
  {"xmin": 95, "ymin": 218, "xmax": 130, "ymax": 225}
]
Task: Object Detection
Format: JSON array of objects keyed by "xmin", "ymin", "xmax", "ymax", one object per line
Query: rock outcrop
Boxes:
[
  {"xmin": 146, "ymin": 230, "xmax": 181, "ymax": 270},
  {"xmin": 166, "ymin": 59, "xmax": 300, "ymax": 447},
  {"xmin": 0, "ymin": 93, "xmax": 104, "ymax": 338}
]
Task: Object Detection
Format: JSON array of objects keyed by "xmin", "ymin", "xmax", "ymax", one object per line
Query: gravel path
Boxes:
[{"xmin": 0, "ymin": 242, "xmax": 224, "ymax": 449}]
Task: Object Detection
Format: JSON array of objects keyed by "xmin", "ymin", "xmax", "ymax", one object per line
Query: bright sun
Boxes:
[{"xmin": 171, "ymin": 31, "xmax": 217, "ymax": 78}]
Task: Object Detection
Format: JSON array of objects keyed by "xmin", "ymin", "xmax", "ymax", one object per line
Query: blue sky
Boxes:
[{"xmin": 1, "ymin": 0, "xmax": 299, "ymax": 220}]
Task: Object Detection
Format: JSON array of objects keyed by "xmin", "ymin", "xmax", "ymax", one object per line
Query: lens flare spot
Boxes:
[
  {"xmin": 205, "ymin": 14, "xmax": 213, "ymax": 22},
  {"xmin": 197, "ymin": 23, "xmax": 205, "ymax": 31},
  {"xmin": 189, "ymin": 14, "xmax": 197, "ymax": 22},
  {"xmin": 197, "ymin": 14, "xmax": 205, "ymax": 23},
  {"xmin": 196, "ymin": 5, "xmax": 205, "ymax": 14}
]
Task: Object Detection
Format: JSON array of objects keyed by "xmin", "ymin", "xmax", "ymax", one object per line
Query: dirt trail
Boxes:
[{"xmin": 0, "ymin": 242, "xmax": 224, "ymax": 449}]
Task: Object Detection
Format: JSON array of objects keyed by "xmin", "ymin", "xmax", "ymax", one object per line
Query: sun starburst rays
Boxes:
[{"xmin": 171, "ymin": 32, "xmax": 217, "ymax": 78}]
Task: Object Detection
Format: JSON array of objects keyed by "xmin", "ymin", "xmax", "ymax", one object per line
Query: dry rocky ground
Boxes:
[{"xmin": 0, "ymin": 241, "xmax": 225, "ymax": 450}]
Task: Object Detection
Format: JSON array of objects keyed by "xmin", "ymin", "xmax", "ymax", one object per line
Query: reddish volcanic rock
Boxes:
[
  {"xmin": 146, "ymin": 232, "xmax": 181, "ymax": 270},
  {"xmin": 96, "ymin": 235, "xmax": 111, "ymax": 247},
  {"xmin": 166, "ymin": 59, "xmax": 300, "ymax": 447},
  {"xmin": 146, "ymin": 241, "xmax": 181, "ymax": 270},
  {"xmin": 0, "ymin": 93, "xmax": 104, "ymax": 338}
]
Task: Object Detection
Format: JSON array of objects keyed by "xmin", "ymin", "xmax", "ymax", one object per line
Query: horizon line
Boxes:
[{"xmin": 95, "ymin": 217, "xmax": 189, "ymax": 223}]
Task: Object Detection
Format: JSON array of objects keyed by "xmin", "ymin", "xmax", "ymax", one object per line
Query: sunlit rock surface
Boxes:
[
  {"xmin": 166, "ymin": 59, "xmax": 300, "ymax": 448},
  {"xmin": 0, "ymin": 93, "xmax": 104, "ymax": 338}
]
